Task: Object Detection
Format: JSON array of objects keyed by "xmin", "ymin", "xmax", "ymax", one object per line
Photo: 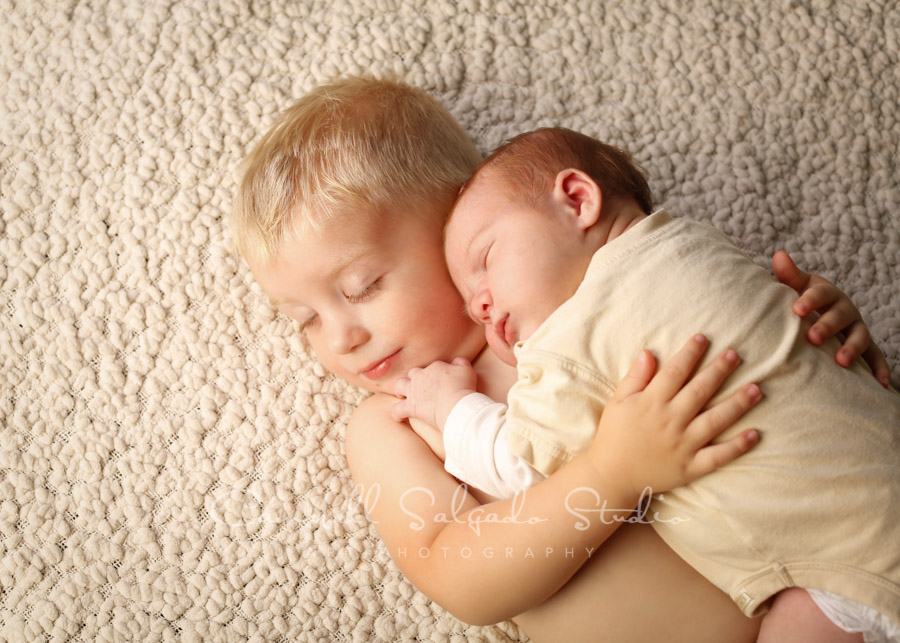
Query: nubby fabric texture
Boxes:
[{"xmin": 1, "ymin": 1, "xmax": 898, "ymax": 641}]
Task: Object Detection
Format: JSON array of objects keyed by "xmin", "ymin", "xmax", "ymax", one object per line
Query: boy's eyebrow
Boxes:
[
  {"xmin": 330, "ymin": 246, "xmax": 378, "ymax": 279},
  {"xmin": 269, "ymin": 246, "xmax": 376, "ymax": 308}
]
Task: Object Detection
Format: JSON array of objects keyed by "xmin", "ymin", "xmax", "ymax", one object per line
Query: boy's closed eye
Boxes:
[
  {"xmin": 274, "ymin": 303, "xmax": 317, "ymax": 331},
  {"xmin": 298, "ymin": 313, "xmax": 319, "ymax": 332},
  {"xmin": 281, "ymin": 277, "xmax": 384, "ymax": 331},
  {"xmin": 344, "ymin": 277, "xmax": 383, "ymax": 303}
]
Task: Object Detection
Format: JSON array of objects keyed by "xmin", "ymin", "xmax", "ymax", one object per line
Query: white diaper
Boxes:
[{"xmin": 807, "ymin": 589, "xmax": 900, "ymax": 643}]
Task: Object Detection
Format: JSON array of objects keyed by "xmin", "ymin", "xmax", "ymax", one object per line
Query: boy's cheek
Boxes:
[
  {"xmin": 303, "ymin": 336, "xmax": 347, "ymax": 378},
  {"xmin": 304, "ymin": 336, "xmax": 397, "ymax": 395}
]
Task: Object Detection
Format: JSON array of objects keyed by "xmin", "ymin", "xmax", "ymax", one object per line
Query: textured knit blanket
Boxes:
[{"xmin": 1, "ymin": 1, "xmax": 898, "ymax": 641}]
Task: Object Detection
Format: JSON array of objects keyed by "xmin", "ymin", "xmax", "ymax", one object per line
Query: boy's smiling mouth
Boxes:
[{"xmin": 360, "ymin": 349, "xmax": 402, "ymax": 380}]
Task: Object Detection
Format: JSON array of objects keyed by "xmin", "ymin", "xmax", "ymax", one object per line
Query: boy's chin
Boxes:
[{"xmin": 360, "ymin": 375, "xmax": 399, "ymax": 396}]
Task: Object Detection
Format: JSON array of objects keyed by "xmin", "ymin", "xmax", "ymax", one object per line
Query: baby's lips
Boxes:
[{"xmin": 491, "ymin": 315, "xmax": 510, "ymax": 347}]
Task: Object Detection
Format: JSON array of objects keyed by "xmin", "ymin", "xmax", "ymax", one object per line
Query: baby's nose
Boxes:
[{"xmin": 470, "ymin": 290, "xmax": 492, "ymax": 325}]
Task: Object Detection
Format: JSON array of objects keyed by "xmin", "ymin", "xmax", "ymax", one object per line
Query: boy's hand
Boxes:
[
  {"xmin": 588, "ymin": 335, "xmax": 762, "ymax": 498},
  {"xmin": 773, "ymin": 250, "xmax": 890, "ymax": 387},
  {"xmin": 392, "ymin": 358, "xmax": 478, "ymax": 430}
]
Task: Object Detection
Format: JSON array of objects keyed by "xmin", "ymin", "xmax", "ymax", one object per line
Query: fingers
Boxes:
[
  {"xmin": 647, "ymin": 334, "xmax": 710, "ymax": 400},
  {"xmin": 794, "ymin": 282, "xmax": 842, "ymax": 319},
  {"xmin": 674, "ymin": 348, "xmax": 742, "ymax": 417},
  {"xmin": 805, "ymin": 300, "xmax": 890, "ymax": 387},
  {"xmin": 451, "ymin": 357, "xmax": 471, "ymax": 368},
  {"xmin": 861, "ymin": 343, "xmax": 891, "ymax": 388},
  {"xmin": 391, "ymin": 399, "xmax": 411, "ymax": 422},
  {"xmin": 611, "ymin": 350, "xmax": 658, "ymax": 401},
  {"xmin": 807, "ymin": 297, "xmax": 860, "ymax": 344},
  {"xmin": 799, "ymin": 287, "xmax": 858, "ymax": 340},
  {"xmin": 687, "ymin": 429, "xmax": 760, "ymax": 480},
  {"xmin": 832, "ymin": 320, "xmax": 869, "ymax": 365},
  {"xmin": 684, "ymin": 383, "xmax": 763, "ymax": 479},
  {"xmin": 393, "ymin": 376, "xmax": 411, "ymax": 398},
  {"xmin": 688, "ymin": 382, "xmax": 762, "ymax": 448},
  {"xmin": 772, "ymin": 250, "xmax": 810, "ymax": 294}
]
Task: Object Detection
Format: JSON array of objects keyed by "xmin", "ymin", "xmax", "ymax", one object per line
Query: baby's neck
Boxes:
[{"xmin": 587, "ymin": 199, "xmax": 648, "ymax": 253}]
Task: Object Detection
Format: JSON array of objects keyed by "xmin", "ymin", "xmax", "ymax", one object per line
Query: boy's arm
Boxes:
[
  {"xmin": 347, "ymin": 336, "xmax": 761, "ymax": 625},
  {"xmin": 773, "ymin": 250, "xmax": 890, "ymax": 387}
]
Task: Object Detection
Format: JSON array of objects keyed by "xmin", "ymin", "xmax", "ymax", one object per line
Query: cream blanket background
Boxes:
[{"xmin": 2, "ymin": 1, "xmax": 898, "ymax": 641}]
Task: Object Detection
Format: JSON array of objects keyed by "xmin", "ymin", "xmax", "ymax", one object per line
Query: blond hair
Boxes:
[
  {"xmin": 232, "ymin": 76, "xmax": 482, "ymax": 265},
  {"xmin": 463, "ymin": 127, "xmax": 653, "ymax": 215}
]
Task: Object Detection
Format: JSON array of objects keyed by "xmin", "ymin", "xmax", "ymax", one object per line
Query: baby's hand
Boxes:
[
  {"xmin": 392, "ymin": 358, "xmax": 478, "ymax": 430},
  {"xmin": 587, "ymin": 335, "xmax": 762, "ymax": 498},
  {"xmin": 773, "ymin": 250, "xmax": 890, "ymax": 387}
]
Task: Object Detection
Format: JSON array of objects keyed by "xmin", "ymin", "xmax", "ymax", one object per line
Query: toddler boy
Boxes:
[{"xmin": 393, "ymin": 127, "xmax": 900, "ymax": 641}]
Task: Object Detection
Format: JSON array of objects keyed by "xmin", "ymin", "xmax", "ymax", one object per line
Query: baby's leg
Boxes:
[{"xmin": 757, "ymin": 588, "xmax": 863, "ymax": 643}]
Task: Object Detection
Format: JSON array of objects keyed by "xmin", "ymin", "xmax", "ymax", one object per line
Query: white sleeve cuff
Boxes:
[{"xmin": 443, "ymin": 392, "xmax": 547, "ymax": 499}]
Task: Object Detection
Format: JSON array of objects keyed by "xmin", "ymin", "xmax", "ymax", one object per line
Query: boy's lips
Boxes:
[{"xmin": 360, "ymin": 349, "xmax": 401, "ymax": 380}]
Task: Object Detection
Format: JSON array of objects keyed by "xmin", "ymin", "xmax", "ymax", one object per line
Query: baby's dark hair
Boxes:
[{"xmin": 462, "ymin": 127, "xmax": 653, "ymax": 215}]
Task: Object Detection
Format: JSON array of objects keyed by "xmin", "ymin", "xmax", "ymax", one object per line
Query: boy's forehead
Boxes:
[
  {"xmin": 291, "ymin": 210, "xmax": 384, "ymax": 250},
  {"xmin": 276, "ymin": 206, "xmax": 438, "ymax": 275},
  {"xmin": 255, "ymin": 216, "xmax": 380, "ymax": 288}
]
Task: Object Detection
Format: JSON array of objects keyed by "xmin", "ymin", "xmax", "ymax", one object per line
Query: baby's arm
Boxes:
[
  {"xmin": 392, "ymin": 358, "xmax": 544, "ymax": 498},
  {"xmin": 392, "ymin": 358, "xmax": 545, "ymax": 498},
  {"xmin": 354, "ymin": 336, "xmax": 760, "ymax": 624},
  {"xmin": 774, "ymin": 250, "xmax": 890, "ymax": 387}
]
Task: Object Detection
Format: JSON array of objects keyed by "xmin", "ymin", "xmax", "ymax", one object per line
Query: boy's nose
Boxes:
[
  {"xmin": 327, "ymin": 318, "xmax": 369, "ymax": 354},
  {"xmin": 469, "ymin": 289, "xmax": 493, "ymax": 325}
]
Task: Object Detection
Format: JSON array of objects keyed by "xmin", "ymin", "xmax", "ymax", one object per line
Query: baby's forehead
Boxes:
[
  {"xmin": 449, "ymin": 173, "xmax": 506, "ymax": 225},
  {"xmin": 462, "ymin": 168, "xmax": 504, "ymax": 199}
]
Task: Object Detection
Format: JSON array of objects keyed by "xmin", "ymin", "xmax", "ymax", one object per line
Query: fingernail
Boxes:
[
  {"xmin": 809, "ymin": 327, "xmax": 822, "ymax": 344},
  {"xmin": 723, "ymin": 349, "xmax": 739, "ymax": 364},
  {"xmin": 745, "ymin": 383, "xmax": 761, "ymax": 401},
  {"xmin": 694, "ymin": 334, "xmax": 708, "ymax": 345},
  {"xmin": 879, "ymin": 375, "xmax": 890, "ymax": 388},
  {"xmin": 795, "ymin": 301, "xmax": 809, "ymax": 316},
  {"xmin": 745, "ymin": 430, "xmax": 759, "ymax": 445}
]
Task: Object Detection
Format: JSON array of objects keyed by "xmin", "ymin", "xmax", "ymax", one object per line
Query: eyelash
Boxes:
[
  {"xmin": 299, "ymin": 314, "xmax": 319, "ymax": 331},
  {"xmin": 481, "ymin": 244, "xmax": 492, "ymax": 269},
  {"xmin": 298, "ymin": 278, "xmax": 383, "ymax": 331},
  {"xmin": 346, "ymin": 278, "xmax": 382, "ymax": 303}
]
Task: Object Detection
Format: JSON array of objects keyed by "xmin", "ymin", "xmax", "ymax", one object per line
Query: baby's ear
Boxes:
[{"xmin": 552, "ymin": 169, "xmax": 602, "ymax": 229}]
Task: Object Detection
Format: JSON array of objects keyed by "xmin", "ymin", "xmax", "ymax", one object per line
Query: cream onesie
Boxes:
[{"xmin": 442, "ymin": 210, "xmax": 900, "ymax": 637}]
